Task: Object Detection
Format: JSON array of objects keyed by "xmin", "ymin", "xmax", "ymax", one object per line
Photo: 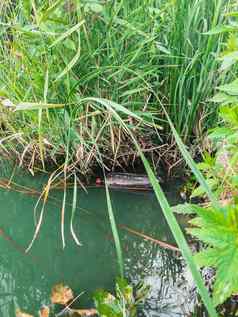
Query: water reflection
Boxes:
[{"xmin": 124, "ymin": 239, "xmax": 196, "ymax": 316}]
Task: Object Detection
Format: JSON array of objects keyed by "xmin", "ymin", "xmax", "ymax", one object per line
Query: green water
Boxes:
[{"xmin": 0, "ymin": 166, "xmax": 196, "ymax": 317}]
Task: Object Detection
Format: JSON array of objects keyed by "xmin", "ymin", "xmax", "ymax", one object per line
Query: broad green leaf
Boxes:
[
  {"xmin": 226, "ymin": 12, "xmax": 238, "ymax": 17},
  {"xmin": 191, "ymin": 180, "xmax": 214, "ymax": 198},
  {"xmin": 218, "ymin": 79, "xmax": 238, "ymax": 96},
  {"xmin": 172, "ymin": 203, "xmax": 197, "ymax": 215},
  {"xmin": 208, "ymin": 127, "xmax": 234, "ymax": 141},
  {"xmin": 219, "ymin": 51, "xmax": 238, "ymax": 71},
  {"xmin": 190, "ymin": 205, "xmax": 238, "ymax": 306},
  {"xmin": 220, "ymin": 105, "xmax": 238, "ymax": 126},
  {"xmin": 94, "ymin": 279, "xmax": 138, "ymax": 317},
  {"xmin": 211, "ymin": 92, "xmax": 238, "ymax": 104},
  {"xmin": 205, "ymin": 24, "xmax": 238, "ymax": 35},
  {"xmin": 63, "ymin": 39, "xmax": 77, "ymax": 51}
]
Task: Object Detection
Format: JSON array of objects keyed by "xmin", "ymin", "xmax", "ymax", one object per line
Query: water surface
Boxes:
[{"xmin": 0, "ymin": 165, "xmax": 196, "ymax": 316}]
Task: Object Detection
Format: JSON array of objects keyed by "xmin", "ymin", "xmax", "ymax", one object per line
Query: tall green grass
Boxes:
[
  {"xmin": 0, "ymin": 0, "xmax": 160, "ymax": 171},
  {"xmin": 159, "ymin": 0, "xmax": 229, "ymax": 139},
  {"xmin": 0, "ymin": 0, "xmax": 229, "ymax": 172}
]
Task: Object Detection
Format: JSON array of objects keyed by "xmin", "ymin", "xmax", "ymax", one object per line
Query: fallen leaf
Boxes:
[
  {"xmin": 51, "ymin": 284, "xmax": 74, "ymax": 305},
  {"xmin": 71, "ymin": 308, "xmax": 97, "ymax": 316},
  {"xmin": 16, "ymin": 309, "xmax": 33, "ymax": 317},
  {"xmin": 39, "ymin": 306, "xmax": 50, "ymax": 317}
]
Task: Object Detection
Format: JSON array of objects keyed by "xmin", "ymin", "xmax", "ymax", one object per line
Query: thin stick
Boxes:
[
  {"xmin": 55, "ymin": 291, "xmax": 85, "ymax": 317},
  {"xmin": 119, "ymin": 225, "xmax": 180, "ymax": 252},
  {"xmin": 0, "ymin": 228, "xmax": 41, "ymax": 262}
]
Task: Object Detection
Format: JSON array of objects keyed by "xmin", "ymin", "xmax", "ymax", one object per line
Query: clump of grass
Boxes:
[
  {"xmin": 0, "ymin": 0, "xmax": 229, "ymax": 174},
  {"xmin": 0, "ymin": 0, "xmax": 161, "ymax": 174},
  {"xmin": 158, "ymin": 0, "xmax": 229, "ymax": 141}
]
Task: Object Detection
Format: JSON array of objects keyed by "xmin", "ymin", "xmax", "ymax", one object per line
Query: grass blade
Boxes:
[
  {"xmin": 105, "ymin": 178, "xmax": 124, "ymax": 278},
  {"xmin": 137, "ymin": 149, "xmax": 218, "ymax": 317},
  {"xmin": 50, "ymin": 20, "xmax": 85, "ymax": 48},
  {"xmin": 14, "ymin": 102, "xmax": 65, "ymax": 111},
  {"xmin": 61, "ymin": 182, "xmax": 66, "ymax": 250},
  {"xmin": 39, "ymin": 0, "xmax": 65, "ymax": 22},
  {"xmin": 55, "ymin": 31, "xmax": 81, "ymax": 82},
  {"xmin": 70, "ymin": 174, "xmax": 82, "ymax": 246},
  {"xmin": 162, "ymin": 106, "xmax": 220, "ymax": 210}
]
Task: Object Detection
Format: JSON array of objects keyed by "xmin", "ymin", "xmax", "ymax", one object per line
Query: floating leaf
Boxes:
[
  {"xmin": 16, "ymin": 309, "xmax": 33, "ymax": 317},
  {"xmin": 51, "ymin": 284, "xmax": 74, "ymax": 305}
]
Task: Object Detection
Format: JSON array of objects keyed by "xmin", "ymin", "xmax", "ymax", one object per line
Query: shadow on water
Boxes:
[{"xmin": 0, "ymin": 165, "xmax": 197, "ymax": 316}]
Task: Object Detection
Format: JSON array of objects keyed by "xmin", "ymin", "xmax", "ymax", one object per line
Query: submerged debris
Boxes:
[{"xmin": 101, "ymin": 172, "xmax": 162, "ymax": 188}]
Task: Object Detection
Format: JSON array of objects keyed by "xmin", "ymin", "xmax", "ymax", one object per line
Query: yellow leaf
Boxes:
[
  {"xmin": 51, "ymin": 284, "xmax": 74, "ymax": 305},
  {"xmin": 16, "ymin": 309, "xmax": 33, "ymax": 317}
]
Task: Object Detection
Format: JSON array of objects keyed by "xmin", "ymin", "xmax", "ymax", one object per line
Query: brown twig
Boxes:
[{"xmin": 119, "ymin": 224, "xmax": 180, "ymax": 252}]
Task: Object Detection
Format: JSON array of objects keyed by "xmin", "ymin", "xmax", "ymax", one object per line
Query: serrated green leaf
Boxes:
[
  {"xmin": 208, "ymin": 127, "xmax": 233, "ymax": 141},
  {"xmin": 172, "ymin": 203, "xmax": 198, "ymax": 214},
  {"xmin": 211, "ymin": 92, "xmax": 238, "ymax": 104},
  {"xmin": 194, "ymin": 248, "xmax": 219, "ymax": 267},
  {"xmin": 220, "ymin": 105, "xmax": 238, "ymax": 126},
  {"xmin": 196, "ymin": 162, "xmax": 212, "ymax": 171},
  {"xmin": 191, "ymin": 179, "xmax": 218, "ymax": 198},
  {"xmin": 189, "ymin": 205, "xmax": 238, "ymax": 306},
  {"xmin": 213, "ymin": 245, "xmax": 238, "ymax": 306}
]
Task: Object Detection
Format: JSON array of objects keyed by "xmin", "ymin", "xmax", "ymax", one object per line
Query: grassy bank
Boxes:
[
  {"xmin": 1, "ymin": 2, "xmax": 238, "ymax": 316},
  {"xmin": 0, "ymin": 0, "xmax": 229, "ymax": 176}
]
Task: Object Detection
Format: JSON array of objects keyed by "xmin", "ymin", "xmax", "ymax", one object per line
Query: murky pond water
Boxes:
[{"xmin": 0, "ymin": 164, "xmax": 196, "ymax": 316}]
